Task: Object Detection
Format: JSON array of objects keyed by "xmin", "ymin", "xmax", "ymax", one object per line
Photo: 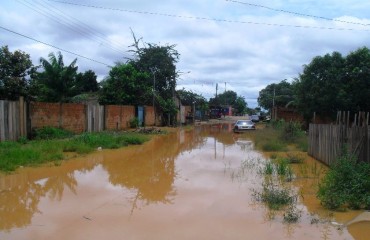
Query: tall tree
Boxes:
[
  {"xmin": 293, "ymin": 51, "xmax": 346, "ymax": 121},
  {"xmin": 233, "ymin": 96, "xmax": 248, "ymax": 115},
  {"xmin": 0, "ymin": 46, "xmax": 34, "ymax": 100},
  {"xmin": 75, "ymin": 70, "xmax": 99, "ymax": 93},
  {"xmin": 34, "ymin": 52, "xmax": 78, "ymax": 103},
  {"xmin": 99, "ymin": 63, "xmax": 151, "ymax": 105},
  {"xmin": 342, "ymin": 47, "xmax": 370, "ymax": 112},
  {"xmin": 209, "ymin": 90, "xmax": 238, "ymax": 106},
  {"xmin": 258, "ymin": 79, "xmax": 294, "ymax": 111},
  {"xmin": 128, "ymin": 33, "xmax": 180, "ymax": 125}
]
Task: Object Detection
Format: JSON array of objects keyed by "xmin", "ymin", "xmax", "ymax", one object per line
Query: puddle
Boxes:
[{"xmin": 0, "ymin": 123, "xmax": 362, "ymax": 239}]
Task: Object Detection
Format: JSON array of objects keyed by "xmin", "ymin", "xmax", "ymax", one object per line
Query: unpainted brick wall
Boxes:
[
  {"xmin": 145, "ymin": 106, "xmax": 155, "ymax": 126},
  {"xmin": 105, "ymin": 105, "xmax": 135, "ymax": 130},
  {"xmin": 30, "ymin": 102, "xmax": 86, "ymax": 133}
]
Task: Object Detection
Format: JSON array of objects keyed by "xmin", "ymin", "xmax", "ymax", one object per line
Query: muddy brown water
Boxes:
[{"xmin": 0, "ymin": 123, "xmax": 367, "ymax": 239}]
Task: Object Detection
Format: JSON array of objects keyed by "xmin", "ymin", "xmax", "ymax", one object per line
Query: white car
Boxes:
[{"xmin": 233, "ymin": 120, "xmax": 256, "ymax": 132}]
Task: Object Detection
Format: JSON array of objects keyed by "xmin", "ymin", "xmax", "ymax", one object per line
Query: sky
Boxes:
[{"xmin": 1, "ymin": 0, "xmax": 370, "ymax": 108}]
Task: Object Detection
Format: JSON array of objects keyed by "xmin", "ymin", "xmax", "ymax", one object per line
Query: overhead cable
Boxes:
[
  {"xmin": 225, "ymin": 0, "xmax": 370, "ymax": 27},
  {"xmin": 46, "ymin": 0, "xmax": 369, "ymax": 32},
  {"xmin": 0, "ymin": 25, "xmax": 112, "ymax": 67}
]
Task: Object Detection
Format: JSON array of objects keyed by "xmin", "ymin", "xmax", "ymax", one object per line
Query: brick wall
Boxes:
[
  {"xmin": 105, "ymin": 105, "xmax": 136, "ymax": 130},
  {"xmin": 145, "ymin": 106, "xmax": 155, "ymax": 126},
  {"xmin": 30, "ymin": 102, "xmax": 86, "ymax": 133},
  {"xmin": 273, "ymin": 107, "xmax": 304, "ymax": 123}
]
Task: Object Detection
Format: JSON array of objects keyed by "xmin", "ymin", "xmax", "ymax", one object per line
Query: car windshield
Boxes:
[{"xmin": 237, "ymin": 120, "xmax": 252, "ymax": 125}]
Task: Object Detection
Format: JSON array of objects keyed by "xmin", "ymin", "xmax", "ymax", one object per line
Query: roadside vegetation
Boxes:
[
  {"xmin": 0, "ymin": 127, "xmax": 151, "ymax": 172},
  {"xmin": 317, "ymin": 151, "xmax": 370, "ymax": 211},
  {"xmin": 250, "ymin": 119, "xmax": 307, "ymax": 153}
]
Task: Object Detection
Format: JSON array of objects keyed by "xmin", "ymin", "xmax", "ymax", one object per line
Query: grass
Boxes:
[
  {"xmin": 253, "ymin": 180, "xmax": 298, "ymax": 210},
  {"xmin": 0, "ymin": 130, "xmax": 150, "ymax": 172}
]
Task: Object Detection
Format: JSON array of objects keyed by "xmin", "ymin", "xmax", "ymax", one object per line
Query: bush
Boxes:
[
  {"xmin": 129, "ymin": 117, "xmax": 139, "ymax": 128},
  {"xmin": 317, "ymin": 151, "xmax": 370, "ymax": 210},
  {"xmin": 33, "ymin": 126, "xmax": 73, "ymax": 140},
  {"xmin": 281, "ymin": 121, "xmax": 304, "ymax": 142}
]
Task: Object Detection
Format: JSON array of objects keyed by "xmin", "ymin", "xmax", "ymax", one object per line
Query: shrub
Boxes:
[
  {"xmin": 253, "ymin": 181, "xmax": 297, "ymax": 210},
  {"xmin": 317, "ymin": 151, "xmax": 370, "ymax": 210},
  {"xmin": 33, "ymin": 126, "xmax": 73, "ymax": 140},
  {"xmin": 129, "ymin": 117, "xmax": 139, "ymax": 128},
  {"xmin": 281, "ymin": 121, "xmax": 304, "ymax": 142}
]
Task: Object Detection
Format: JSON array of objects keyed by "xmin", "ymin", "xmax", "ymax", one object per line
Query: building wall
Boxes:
[
  {"xmin": 145, "ymin": 106, "xmax": 155, "ymax": 126},
  {"xmin": 105, "ymin": 105, "xmax": 136, "ymax": 130},
  {"xmin": 30, "ymin": 102, "xmax": 86, "ymax": 133}
]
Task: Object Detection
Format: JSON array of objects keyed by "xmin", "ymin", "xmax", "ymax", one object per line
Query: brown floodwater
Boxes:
[{"xmin": 0, "ymin": 123, "xmax": 367, "ymax": 240}]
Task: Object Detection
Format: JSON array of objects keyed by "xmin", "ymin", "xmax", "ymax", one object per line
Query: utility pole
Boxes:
[
  {"xmin": 216, "ymin": 83, "xmax": 218, "ymax": 98},
  {"xmin": 224, "ymin": 82, "xmax": 226, "ymax": 93}
]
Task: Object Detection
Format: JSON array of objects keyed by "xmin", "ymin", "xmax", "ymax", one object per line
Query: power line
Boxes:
[
  {"xmin": 16, "ymin": 0, "xmax": 127, "ymax": 55},
  {"xmin": 0, "ymin": 25, "xmax": 112, "ymax": 67},
  {"xmin": 226, "ymin": 0, "xmax": 370, "ymax": 27},
  {"xmin": 46, "ymin": 0, "xmax": 369, "ymax": 32}
]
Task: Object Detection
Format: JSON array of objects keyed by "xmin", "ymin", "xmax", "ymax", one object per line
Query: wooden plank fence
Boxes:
[
  {"xmin": 0, "ymin": 98, "xmax": 27, "ymax": 141},
  {"xmin": 308, "ymin": 111, "xmax": 370, "ymax": 165}
]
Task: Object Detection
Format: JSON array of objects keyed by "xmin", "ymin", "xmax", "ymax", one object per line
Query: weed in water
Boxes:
[
  {"xmin": 286, "ymin": 153, "xmax": 305, "ymax": 164},
  {"xmin": 270, "ymin": 153, "xmax": 278, "ymax": 159},
  {"xmin": 283, "ymin": 204, "xmax": 301, "ymax": 223},
  {"xmin": 253, "ymin": 181, "xmax": 297, "ymax": 210},
  {"xmin": 276, "ymin": 158, "xmax": 289, "ymax": 176},
  {"xmin": 264, "ymin": 161, "xmax": 274, "ymax": 175}
]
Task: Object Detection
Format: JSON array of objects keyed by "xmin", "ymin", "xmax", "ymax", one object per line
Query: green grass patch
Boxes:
[
  {"xmin": 0, "ymin": 131, "xmax": 150, "ymax": 172},
  {"xmin": 253, "ymin": 180, "xmax": 297, "ymax": 210},
  {"xmin": 33, "ymin": 126, "xmax": 74, "ymax": 140}
]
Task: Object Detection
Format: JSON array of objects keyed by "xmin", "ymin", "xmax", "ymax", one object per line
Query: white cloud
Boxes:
[{"xmin": 1, "ymin": 0, "xmax": 370, "ymax": 107}]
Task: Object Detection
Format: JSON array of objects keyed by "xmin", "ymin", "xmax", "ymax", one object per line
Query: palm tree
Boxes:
[{"xmin": 37, "ymin": 52, "xmax": 78, "ymax": 127}]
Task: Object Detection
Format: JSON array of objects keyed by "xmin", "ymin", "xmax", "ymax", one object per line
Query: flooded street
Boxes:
[{"xmin": 0, "ymin": 123, "xmax": 366, "ymax": 239}]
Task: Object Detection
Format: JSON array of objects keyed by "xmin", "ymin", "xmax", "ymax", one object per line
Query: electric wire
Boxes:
[
  {"xmin": 16, "ymin": 0, "xmax": 127, "ymax": 55},
  {"xmin": 0, "ymin": 25, "xmax": 112, "ymax": 67},
  {"xmin": 226, "ymin": 0, "xmax": 370, "ymax": 27},
  {"xmin": 38, "ymin": 0, "xmax": 128, "ymax": 53},
  {"xmin": 45, "ymin": 0, "xmax": 370, "ymax": 32}
]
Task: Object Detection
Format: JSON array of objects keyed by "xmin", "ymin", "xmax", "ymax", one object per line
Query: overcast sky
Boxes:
[{"xmin": 1, "ymin": 0, "xmax": 370, "ymax": 107}]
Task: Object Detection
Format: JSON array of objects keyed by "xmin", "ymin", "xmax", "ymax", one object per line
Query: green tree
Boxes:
[
  {"xmin": 293, "ymin": 51, "xmax": 346, "ymax": 122},
  {"xmin": 258, "ymin": 80, "xmax": 294, "ymax": 111},
  {"xmin": 99, "ymin": 63, "xmax": 151, "ymax": 105},
  {"xmin": 129, "ymin": 33, "xmax": 180, "ymax": 125},
  {"xmin": 233, "ymin": 96, "xmax": 248, "ymax": 115},
  {"xmin": 209, "ymin": 90, "xmax": 237, "ymax": 106},
  {"xmin": 75, "ymin": 70, "xmax": 99, "ymax": 93},
  {"xmin": 0, "ymin": 46, "xmax": 34, "ymax": 100},
  {"xmin": 342, "ymin": 47, "xmax": 370, "ymax": 112},
  {"xmin": 34, "ymin": 52, "xmax": 78, "ymax": 102}
]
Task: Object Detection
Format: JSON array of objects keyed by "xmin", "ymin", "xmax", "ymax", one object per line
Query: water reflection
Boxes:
[{"xmin": 0, "ymin": 124, "xmax": 359, "ymax": 240}]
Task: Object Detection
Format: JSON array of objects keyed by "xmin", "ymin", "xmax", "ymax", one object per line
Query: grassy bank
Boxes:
[
  {"xmin": 249, "ymin": 120, "xmax": 308, "ymax": 152},
  {"xmin": 0, "ymin": 128, "xmax": 151, "ymax": 172}
]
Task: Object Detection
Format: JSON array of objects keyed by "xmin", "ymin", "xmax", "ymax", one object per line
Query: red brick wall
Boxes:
[
  {"xmin": 145, "ymin": 106, "xmax": 155, "ymax": 126},
  {"xmin": 275, "ymin": 107, "xmax": 304, "ymax": 123},
  {"xmin": 30, "ymin": 102, "xmax": 86, "ymax": 133},
  {"xmin": 105, "ymin": 105, "xmax": 135, "ymax": 130}
]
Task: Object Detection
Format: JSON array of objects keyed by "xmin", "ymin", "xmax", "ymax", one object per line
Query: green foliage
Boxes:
[
  {"xmin": 33, "ymin": 51, "xmax": 78, "ymax": 102},
  {"xmin": 99, "ymin": 63, "xmax": 152, "ymax": 105},
  {"xmin": 262, "ymin": 141, "xmax": 286, "ymax": 152},
  {"xmin": 0, "ymin": 131, "xmax": 149, "ymax": 172},
  {"xmin": 0, "ymin": 45, "xmax": 34, "ymax": 100},
  {"xmin": 258, "ymin": 79, "xmax": 294, "ymax": 110},
  {"xmin": 264, "ymin": 161, "xmax": 274, "ymax": 175},
  {"xmin": 74, "ymin": 70, "xmax": 99, "ymax": 93},
  {"xmin": 317, "ymin": 152, "xmax": 370, "ymax": 210},
  {"xmin": 33, "ymin": 126, "xmax": 73, "ymax": 140},
  {"xmin": 294, "ymin": 47, "xmax": 370, "ymax": 122},
  {"xmin": 253, "ymin": 180, "xmax": 297, "ymax": 210},
  {"xmin": 129, "ymin": 117, "xmax": 139, "ymax": 128},
  {"xmin": 281, "ymin": 121, "xmax": 304, "ymax": 142}
]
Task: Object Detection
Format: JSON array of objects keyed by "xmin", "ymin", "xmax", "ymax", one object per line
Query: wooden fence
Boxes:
[
  {"xmin": 308, "ymin": 111, "xmax": 370, "ymax": 165},
  {"xmin": 0, "ymin": 98, "xmax": 27, "ymax": 141}
]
